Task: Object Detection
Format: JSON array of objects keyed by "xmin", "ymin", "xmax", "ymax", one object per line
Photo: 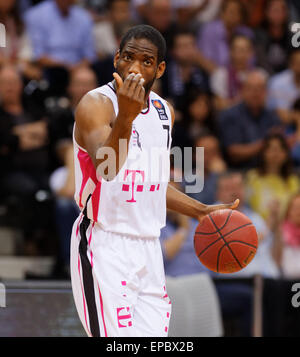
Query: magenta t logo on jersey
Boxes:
[
  {"xmin": 122, "ymin": 169, "xmax": 145, "ymax": 203},
  {"xmin": 117, "ymin": 307, "xmax": 132, "ymax": 328}
]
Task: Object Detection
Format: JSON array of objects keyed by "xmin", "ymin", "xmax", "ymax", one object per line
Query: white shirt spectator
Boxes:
[
  {"xmin": 268, "ymin": 69, "xmax": 300, "ymax": 111},
  {"xmin": 93, "ymin": 21, "xmax": 118, "ymax": 58},
  {"xmin": 173, "ymin": 0, "xmax": 222, "ymax": 23}
]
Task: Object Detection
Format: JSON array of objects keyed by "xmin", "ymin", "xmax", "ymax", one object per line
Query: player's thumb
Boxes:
[
  {"xmin": 113, "ymin": 72, "xmax": 123, "ymax": 91},
  {"xmin": 230, "ymin": 199, "xmax": 240, "ymax": 210}
]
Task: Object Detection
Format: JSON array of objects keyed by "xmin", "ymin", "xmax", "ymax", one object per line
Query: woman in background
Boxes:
[
  {"xmin": 254, "ymin": 0, "xmax": 292, "ymax": 75},
  {"xmin": 246, "ymin": 133, "xmax": 300, "ymax": 226},
  {"xmin": 172, "ymin": 89, "xmax": 218, "ymax": 149},
  {"xmin": 281, "ymin": 194, "xmax": 300, "ymax": 279}
]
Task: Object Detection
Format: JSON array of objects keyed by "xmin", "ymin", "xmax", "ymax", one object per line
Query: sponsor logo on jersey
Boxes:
[{"xmin": 151, "ymin": 99, "xmax": 168, "ymax": 120}]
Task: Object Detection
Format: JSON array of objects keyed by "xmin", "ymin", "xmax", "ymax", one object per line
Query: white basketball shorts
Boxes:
[{"xmin": 70, "ymin": 213, "xmax": 172, "ymax": 337}]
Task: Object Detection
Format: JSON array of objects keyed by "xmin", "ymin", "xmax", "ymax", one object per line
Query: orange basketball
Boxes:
[{"xmin": 194, "ymin": 209, "xmax": 258, "ymax": 274}]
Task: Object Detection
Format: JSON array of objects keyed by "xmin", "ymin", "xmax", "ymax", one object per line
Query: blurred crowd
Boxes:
[{"xmin": 1, "ymin": 0, "xmax": 300, "ymax": 336}]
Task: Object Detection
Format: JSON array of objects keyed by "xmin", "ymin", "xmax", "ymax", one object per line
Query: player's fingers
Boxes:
[
  {"xmin": 205, "ymin": 199, "xmax": 239, "ymax": 215},
  {"xmin": 121, "ymin": 73, "xmax": 135, "ymax": 92},
  {"xmin": 127, "ymin": 73, "xmax": 142, "ymax": 96},
  {"xmin": 134, "ymin": 78, "xmax": 145, "ymax": 101},
  {"xmin": 215, "ymin": 199, "xmax": 239, "ymax": 211},
  {"xmin": 229, "ymin": 199, "xmax": 240, "ymax": 210},
  {"xmin": 112, "ymin": 72, "xmax": 123, "ymax": 91}
]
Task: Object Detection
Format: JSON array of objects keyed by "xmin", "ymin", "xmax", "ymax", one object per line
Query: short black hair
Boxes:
[{"xmin": 119, "ymin": 24, "xmax": 167, "ymax": 64}]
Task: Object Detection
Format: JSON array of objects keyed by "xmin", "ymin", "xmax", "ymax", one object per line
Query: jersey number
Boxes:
[{"xmin": 162, "ymin": 125, "xmax": 170, "ymax": 149}]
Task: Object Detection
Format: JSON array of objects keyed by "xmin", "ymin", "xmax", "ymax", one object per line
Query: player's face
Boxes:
[{"xmin": 114, "ymin": 38, "xmax": 166, "ymax": 94}]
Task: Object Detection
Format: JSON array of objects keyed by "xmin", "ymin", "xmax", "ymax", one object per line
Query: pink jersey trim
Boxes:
[
  {"xmin": 91, "ymin": 179, "xmax": 102, "ymax": 221},
  {"xmin": 77, "ymin": 148, "xmax": 98, "ymax": 209},
  {"xmin": 76, "ymin": 216, "xmax": 91, "ymax": 336},
  {"xmin": 87, "ymin": 223, "xmax": 107, "ymax": 337},
  {"xmin": 97, "ymin": 281, "xmax": 108, "ymax": 337}
]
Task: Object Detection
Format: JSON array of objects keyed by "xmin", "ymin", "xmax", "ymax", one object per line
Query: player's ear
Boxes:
[
  {"xmin": 113, "ymin": 50, "xmax": 120, "ymax": 69},
  {"xmin": 156, "ymin": 61, "xmax": 166, "ymax": 80}
]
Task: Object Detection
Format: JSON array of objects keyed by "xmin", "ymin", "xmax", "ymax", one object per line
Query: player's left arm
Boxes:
[
  {"xmin": 167, "ymin": 184, "xmax": 239, "ymax": 222},
  {"xmin": 165, "ymin": 101, "xmax": 239, "ymax": 222}
]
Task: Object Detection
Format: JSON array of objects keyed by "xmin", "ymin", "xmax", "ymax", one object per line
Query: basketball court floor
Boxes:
[{"xmin": 0, "ymin": 281, "xmax": 85, "ymax": 337}]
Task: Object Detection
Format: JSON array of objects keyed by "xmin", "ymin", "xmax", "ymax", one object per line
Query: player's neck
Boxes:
[{"xmin": 143, "ymin": 92, "xmax": 151, "ymax": 110}]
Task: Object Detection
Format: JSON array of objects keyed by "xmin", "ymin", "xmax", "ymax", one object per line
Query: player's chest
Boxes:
[{"xmin": 129, "ymin": 107, "xmax": 171, "ymax": 151}]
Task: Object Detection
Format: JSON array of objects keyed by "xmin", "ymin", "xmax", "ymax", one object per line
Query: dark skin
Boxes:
[{"xmin": 75, "ymin": 37, "xmax": 239, "ymax": 222}]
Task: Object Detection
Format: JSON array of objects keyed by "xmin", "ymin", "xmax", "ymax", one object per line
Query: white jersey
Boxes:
[{"xmin": 73, "ymin": 81, "xmax": 172, "ymax": 238}]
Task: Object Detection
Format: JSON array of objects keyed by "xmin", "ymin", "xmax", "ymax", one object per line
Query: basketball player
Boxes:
[{"xmin": 70, "ymin": 24, "xmax": 239, "ymax": 337}]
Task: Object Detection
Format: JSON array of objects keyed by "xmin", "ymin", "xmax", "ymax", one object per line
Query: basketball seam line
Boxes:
[
  {"xmin": 225, "ymin": 240, "xmax": 257, "ymax": 249},
  {"xmin": 217, "ymin": 239, "xmax": 257, "ymax": 271},
  {"xmin": 208, "ymin": 212, "xmax": 243, "ymax": 271},
  {"xmin": 195, "ymin": 210, "xmax": 233, "ymax": 235},
  {"xmin": 217, "ymin": 244, "xmax": 228, "ymax": 273},
  {"xmin": 196, "ymin": 222, "xmax": 253, "ymax": 258}
]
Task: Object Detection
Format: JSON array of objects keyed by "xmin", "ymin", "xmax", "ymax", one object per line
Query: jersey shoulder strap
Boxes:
[{"xmin": 89, "ymin": 81, "xmax": 119, "ymax": 116}]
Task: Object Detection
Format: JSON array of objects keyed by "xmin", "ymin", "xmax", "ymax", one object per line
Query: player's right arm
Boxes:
[{"xmin": 75, "ymin": 72, "xmax": 145, "ymax": 181}]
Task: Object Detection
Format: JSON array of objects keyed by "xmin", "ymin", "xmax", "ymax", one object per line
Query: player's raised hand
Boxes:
[
  {"xmin": 113, "ymin": 72, "xmax": 146, "ymax": 122},
  {"xmin": 197, "ymin": 199, "xmax": 240, "ymax": 223}
]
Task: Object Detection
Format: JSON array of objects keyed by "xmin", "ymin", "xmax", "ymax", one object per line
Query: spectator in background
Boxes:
[
  {"xmin": 281, "ymin": 194, "xmax": 300, "ymax": 279},
  {"xmin": 79, "ymin": 0, "xmax": 108, "ymax": 21},
  {"xmin": 48, "ymin": 66, "xmax": 97, "ymax": 176},
  {"xmin": 288, "ymin": 0, "xmax": 300, "ymax": 22},
  {"xmin": 24, "ymin": 0, "xmax": 96, "ymax": 96},
  {"xmin": 143, "ymin": 0, "xmax": 176, "ymax": 49},
  {"xmin": 132, "ymin": 0, "xmax": 222, "ymax": 27},
  {"xmin": 182, "ymin": 132, "xmax": 227, "ymax": 205},
  {"xmin": 160, "ymin": 179, "xmax": 254, "ymax": 336},
  {"xmin": 161, "ymin": 29, "xmax": 211, "ymax": 115},
  {"xmin": 217, "ymin": 171, "xmax": 281, "ymax": 277},
  {"xmin": 92, "ymin": 0, "xmax": 134, "ymax": 86},
  {"xmin": 210, "ymin": 34, "xmax": 255, "ymax": 111},
  {"xmin": 246, "ymin": 133, "xmax": 300, "ymax": 224},
  {"xmin": 197, "ymin": 0, "xmax": 253, "ymax": 69},
  {"xmin": 159, "ymin": 182, "xmax": 199, "ymax": 277},
  {"xmin": 48, "ymin": 66, "xmax": 97, "ymax": 278},
  {"xmin": 0, "ymin": 0, "xmax": 41, "ymax": 80},
  {"xmin": 213, "ymin": 171, "xmax": 281, "ymax": 335},
  {"xmin": 93, "ymin": 0, "xmax": 134, "ymax": 60},
  {"xmin": 240, "ymin": 0, "xmax": 267, "ymax": 28},
  {"xmin": 129, "ymin": 0, "xmax": 148, "ymax": 23},
  {"xmin": 267, "ymin": 49, "xmax": 300, "ymax": 124},
  {"xmin": 172, "ymin": 89, "xmax": 218, "ymax": 149},
  {"xmin": 186, "ymin": 0, "xmax": 223, "ymax": 25},
  {"xmin": 218, "ymin": 69, "xmax": 281, "ymax": 170},
  {"xmin": 255, "ymin": 0, "xmax": 292, "ymax": 75},
  {"xmin": 172, "ymin": 0, "xmax": 210, "ymax": 30},
  {"xmin": 286, "ymin": 98, "xmax": 300, "ymax": 168},
  {"xmin": 0, "ymin": 65, "xmax": 51, "ymax": 255}
]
